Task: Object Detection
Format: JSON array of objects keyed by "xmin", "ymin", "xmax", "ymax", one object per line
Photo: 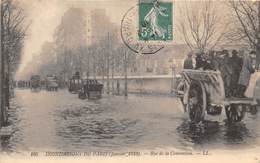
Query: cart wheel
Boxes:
[
  {"xmin": 99, "ymin": 91, "xmax": 102, "ymax": 98},
  {"xmin": 78, "ymin": 92, "xmax": 85, "ymax": 99},
  {"xmin": 250, "ymin": 105, "xmax": 257, "ymax": 115},
  {"xmin": 187, "ymin": 81, "xmax": 206, "ymax": 123},
  {"xmin": 176, "ymin": 80, "xmax": 186, "ymax": 109},
  {"xmin": 225, "ymin": 104, "xmax": 246, "ymax": 122},
  {"xmin": 179, "ymin": 96, "xmax": 185, "ymax": 109}
]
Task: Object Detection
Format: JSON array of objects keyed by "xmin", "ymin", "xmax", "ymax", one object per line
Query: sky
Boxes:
[
  {"xmin": 15, "ymin": 0, "xmax": 136, "ymax": 79},
  {"xmin": 15, "ymin": 0, "xmax": 67, "ymax": 78},
  {"xmin": 14, "ymin": 0, "xmax": 228, "ymax": 79}
]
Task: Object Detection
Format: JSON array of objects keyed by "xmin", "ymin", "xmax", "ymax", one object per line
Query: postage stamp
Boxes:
[{"xmin": 139, "ymin": 0, "xmax": 173, "ymax": 41}]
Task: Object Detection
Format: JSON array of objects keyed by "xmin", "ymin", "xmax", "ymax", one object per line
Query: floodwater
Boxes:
[{"xmin": 1, "ymin": 89, "xmax": 260, "ymax": 154}]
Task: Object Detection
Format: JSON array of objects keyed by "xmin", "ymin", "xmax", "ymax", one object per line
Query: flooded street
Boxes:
[{"xmin": 1, "ymin": 89, "xmax": 260, "ymax": 154}]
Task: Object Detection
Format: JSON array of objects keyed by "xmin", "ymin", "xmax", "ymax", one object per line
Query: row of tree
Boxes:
[
  {"xmin": 0, "ymin": 0, "xmax": 27, "ymax": 127},
  {"xmin": 34, "ymin": 35, "xmax": 137, "ymax": 92},
  {"xmin": 178, "ymin": 1, "xmax": 260, "ymax": 68},
  {"xmin": 30, "ymin": 7, "xmax": 137, "ymax": 94}
]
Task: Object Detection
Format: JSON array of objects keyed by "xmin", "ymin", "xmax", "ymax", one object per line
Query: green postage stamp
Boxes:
[{"xmin": 139, "ymin": 0, "xmax": 173, "ymax": 41}]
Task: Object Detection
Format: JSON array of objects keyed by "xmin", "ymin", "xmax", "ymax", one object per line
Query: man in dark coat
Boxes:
[
  {"xmin": 195, "ymin": 52, "xmax": 206, "ymax": 70},
  {"xmin": 211, "ymin": 51, "xmax": 222, "ymax": 71},
  {"xmin": 183, "ymin": 52, "xmax": 193, "ymax": 69},
  {"xmin": 203, "ymin": 50, "xmax": 215, "ymax": 70},
  {"xmin": 230, "ymin": 50, "xmax": 243, "ymax": 96},
  {"xmin": 219, "ymin": 50, "xmax": 233, "ymax": 97}
]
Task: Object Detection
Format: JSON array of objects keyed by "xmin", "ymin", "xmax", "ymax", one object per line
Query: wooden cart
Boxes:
[
  {"xmin": 78, "ymin": 79, "xmax": 103, "ymax": 99},
  {"xmin": 177, "ymin": 70, "xmax": 258, "ymax": 123},
  {"xmin": 68, "ymin": 73, "xmax": 82, "ymax": 94},
  {"xmin": 30, "ymin": 75, "xmax": 41, "ymax": 91},
  {"xmin": 46, "ymin": 75, "xmax": 58, "ymax": 91}
]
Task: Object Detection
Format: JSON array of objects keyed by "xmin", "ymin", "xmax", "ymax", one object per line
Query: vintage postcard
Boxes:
[{"xmin": 0, "ymin": 0, "xmax": 260, "ymax": 163}]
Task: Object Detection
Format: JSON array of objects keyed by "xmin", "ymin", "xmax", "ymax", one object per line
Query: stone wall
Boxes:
[{"xmin": 98, "ymin": 76, "xmax": 180, "ymax": 95}]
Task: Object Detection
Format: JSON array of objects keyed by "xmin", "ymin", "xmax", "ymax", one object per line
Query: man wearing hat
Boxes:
[
  {"xmin": 195, "ymin": 51, "xmax": 206, "ymax": 70},
  {"xmin": 219, "ymin": 49, "xmax": 233, "ymax": 97},
  {"xmin": 183, "ymin": 52, "xmax": 193, "ymax": 69},
  {"xmin": 230, "ymin": 49, "xmax": 243, "ymax": 96}
]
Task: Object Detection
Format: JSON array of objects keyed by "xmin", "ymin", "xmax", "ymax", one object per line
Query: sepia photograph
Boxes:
[{"xmin": 0, "ymin": 0, "xmax": 260, "ymax": 162}]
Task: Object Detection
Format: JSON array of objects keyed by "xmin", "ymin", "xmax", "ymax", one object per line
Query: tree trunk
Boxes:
[
  {"xmin": 0, "ymin": 3, "xmax": 7, "ymax": 127},
  {"xmin": 93, "ymin": 56, "xmax": 96, "ymax": 79},
  {"xmin": 112, "ymin": 55, "xmax": 114, "ymax": 94},
  {"xmin": 256, "ymin": 45, "xmax": 260, "ymax": 70},
  {"xmin": 106, "ymin": 55, "xmax": 110, "ymax": 94},
  {"xmin": 5, "ymin": 49, "xmax": 10, "ymax": 110},
  {"xmin": 106, "ymin": 33, "xmax": 110, "ymax": 94},
  {"xmin": 0, "ymin": 16, "xmax": 3, "ymax": 128},
  {"xmin": 124, "ymin": 51, "xmax": 128, "ymax": 97},
  {"xmin": 102, "ymin": 66, "xmax": 104, "ymax": 84},
  {"xmin": 256, "ymin": 2, "xmax": 260, "ymax": 69}
]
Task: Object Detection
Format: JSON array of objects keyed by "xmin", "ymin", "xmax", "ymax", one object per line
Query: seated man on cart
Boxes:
[{"xmin": 229, "ymin": 50, "xmax": 243, "ymax": 97}]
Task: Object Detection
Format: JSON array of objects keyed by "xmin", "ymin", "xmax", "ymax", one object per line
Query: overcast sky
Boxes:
[
  {"xmin": 15, "ymin": 0, "xmax": 228, "ymax": 79},
  {"xmin": 15, "ymin": 0, "xmax": 137, "ymax": 78}
]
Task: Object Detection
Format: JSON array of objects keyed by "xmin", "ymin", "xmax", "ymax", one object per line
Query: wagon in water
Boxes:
[
  {"xmin": 78, "ymin": 79, "xmax": 103, "ymax": 99},
  {"xmin": 30, "ymin": 75, "xmax": 41, "ymax": 91},
  {"xmin": 46, "ymin": 75, "xmax": 58, "ymax": 91},
  {"xmin": 68, "ymin": 72, "xmax": 82, "ymax": 94},
  {"xmin": 176, "ymin": 69, "xmax": 259, "ymax": 123}
]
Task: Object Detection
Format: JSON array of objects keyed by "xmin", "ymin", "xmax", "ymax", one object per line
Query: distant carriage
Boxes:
[
  {"xmin": 68, "ymin": 72, "xmax": 82, "ymax": 94},
  {"xmin": 30, "ymin": 75, "xmax": 41, "ymax": 91},
  {"xmin": 78, "ymin": 79, "xmax": 103, "ymax": 99},
  {"xmin": 17, "ymin": 80, "xmax": 24, "ymax": 88},
  {"xmin": 46, "ymin": 75, "xmax": 58, "ymax": 91},
  {"xmin": 176, "ymin": 70, "xmax": 259, "ymax": 123}
]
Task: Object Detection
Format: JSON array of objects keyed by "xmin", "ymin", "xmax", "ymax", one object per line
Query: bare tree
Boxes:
[
  {"xmin": 178, "ymin": 1, "xmax": 227, "ymax": 52},
  {"xmin": 54, "ymin": 7, "xmax": 86, "ymax": 81},
  {"xmin": 227, "ymin": 1, "xmax": 260, "ymax": 68},
  {"xmin": 1, "ymin": 0, "xmax": 27, "ymax": 126}
]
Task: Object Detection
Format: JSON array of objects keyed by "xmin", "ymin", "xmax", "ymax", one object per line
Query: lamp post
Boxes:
[{"xmin": 169, "ymin": 59, "xmax": 176, "ymax": 93}]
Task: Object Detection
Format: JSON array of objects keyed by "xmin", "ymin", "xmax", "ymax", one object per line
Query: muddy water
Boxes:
[{"xmin": 1, "ymin": 89, "xmax": 260, "ymax": 154}]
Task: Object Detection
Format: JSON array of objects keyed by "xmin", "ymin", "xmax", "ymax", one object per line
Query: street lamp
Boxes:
[{"xmin": 169, "ymin": 58, "xmax": 176, "ymax": 93}]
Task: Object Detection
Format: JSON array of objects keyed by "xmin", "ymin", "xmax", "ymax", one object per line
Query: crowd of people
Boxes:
[{"xmin": 183, "ymin": 49, "xmax": 256, "ymax": 98}]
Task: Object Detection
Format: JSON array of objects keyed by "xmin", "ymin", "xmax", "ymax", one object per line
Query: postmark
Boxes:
[{"xmin": 120, "ymin": 0, "xmax": 173, "ymax": 54}]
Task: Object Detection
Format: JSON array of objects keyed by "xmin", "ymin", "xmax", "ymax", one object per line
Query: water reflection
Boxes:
[
  {"xmin": 223, "ymin": 122, "xmax": 251, "ymax": 145},
  {"xmin": 54, "ymin": 105, "xmax": 144, "ymax": 151},
  {"xmin": 0, "ymin": 136, "xmax": 11, "ymax": 153},
  {"xmin": 177, "ymin": 120, "xmax": 221, "ymax": 145},
  {"xmin": 176, "ymin": 119, "xmax": 256, "ymax": 150},
  {"xmin": 1, "ymin": 100, "xmax": 19, "ymax": 152},
  {"xmin": 1, "ymin": 90, "xmax": 260, "ymax": 153}
]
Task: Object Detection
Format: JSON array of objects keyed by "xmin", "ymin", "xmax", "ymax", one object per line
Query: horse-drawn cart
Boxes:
[
  {"xmin": 78, "ymin": 79, "xmax": 103, "ymax": 99},
  {"xmin": 176, "ymin": 70, "xmax": 258, "ymax": 123},
  {"xmin": 68, "ymin": 72, "xmax": 82, "ymax": 94},
  {"xmin": 30, "ymin": 75, "xmax": 41, "ymax": 91},
  {"xmin": 46, "ymin": 75, "xmax": 58, "ymax": 91}
]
